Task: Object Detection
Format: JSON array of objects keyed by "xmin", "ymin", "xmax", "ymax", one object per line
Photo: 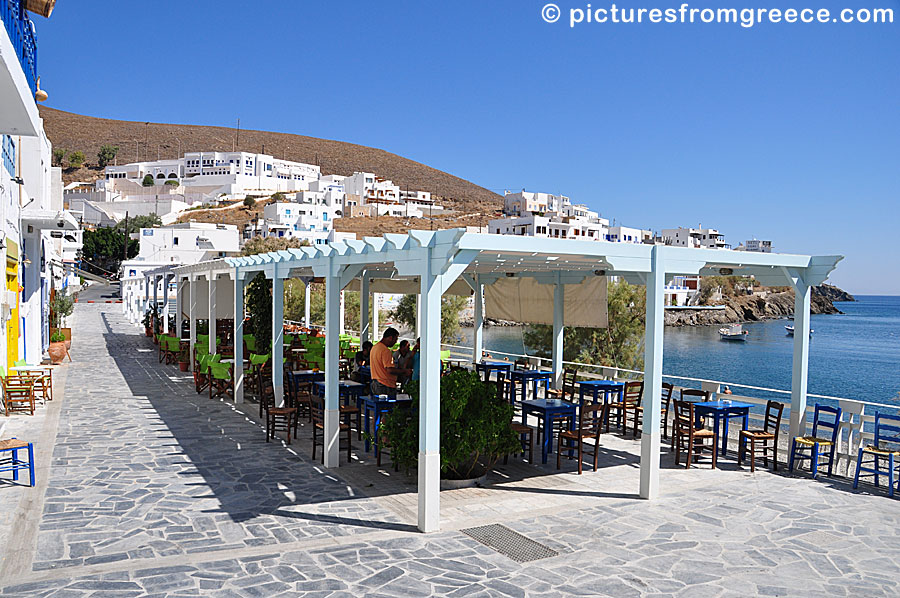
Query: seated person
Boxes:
[
  {"xmin": 369, "ymin": 328, "xmax": 411, "ymax": 396},
  {"xmin": 350, "ymin": 341, "xmax": 373, "ymax": 382},
  {"xmin": 393, "ymin": 340, "xmax": 415, "ymax": 382}
]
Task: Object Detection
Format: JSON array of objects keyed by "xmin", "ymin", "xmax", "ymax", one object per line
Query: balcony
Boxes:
[
  {"xmin": 0, "ymin": 0, "xmax": 40, "ymax": 136},
  {"xmin": 1, "ymin": 0, "xmax": 37, "ymax": 95}
]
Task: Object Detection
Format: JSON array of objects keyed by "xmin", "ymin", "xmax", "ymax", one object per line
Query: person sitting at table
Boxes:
[
  {"xmin": 393, "ymin": 340, "xmax": 414, "ymax": 383},
  {"xmin": 370, "ymin": 328, "xmax": 411, "ymax": 396},
  {"xmin": 351, "ymin": 341, "xmax": 373, "ymax": 382},
  {"xmin": 409, "ymin": 338, "xmax": 421, "ymax": 382}
]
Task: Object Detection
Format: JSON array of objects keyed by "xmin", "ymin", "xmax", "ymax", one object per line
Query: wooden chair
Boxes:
[
  {"xmin": 546, "ymin": 368, "xmax": 577, "ymax": 402},
  {"xmin": 672, "ymin": 400, "xmax": 717, "ymax": 469},
  {"xmin": 661, "ymin": 383, "xmax": 674, "ymax": 438},
  {"xmin": 497, "ymin": 372, "xmax": 533, "ymax": 463},
  {"xmin": 680, "ymin": 388, "xmax": 710, "ymax": 403},
  {"xmin": 607, "ymin": 380, "xmax": 644, "ymax": 437},
  {"xmin": 311, "ymin": 397, "xmax": 351, "ymax": 463},
  {"xmin": 789, "ymin": 404, "xmax": 841, "ymax": 479},
  {"xmin": 338, "ymin": 358, "xmax": 352, "ymax": 380},
  {"xmin": 853, "ymin": 413, "xmax": 900, "ymax": 497},
  {"xmin": 14, "ymin": 370, "xmax": 51, "ymax": 405},
  {"xmin": 208, "ymin": 362, "xmax": 233, "ymax": 401},
  {"xmin": 557, "ymin": 403, "xmax": 606, "ymax": 474},
  {"xmin": 1, "ymin": 376, "xmax": 36, "ymax": 416},
  {"xmin": 739, "ymin": 400, "xmax": 784, "ymax": 472}
]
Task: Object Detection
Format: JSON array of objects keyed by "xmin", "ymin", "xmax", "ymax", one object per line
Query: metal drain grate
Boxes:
[{"xmin": 461, "ymin": 524, "xmax": 559, "ymax": 563}]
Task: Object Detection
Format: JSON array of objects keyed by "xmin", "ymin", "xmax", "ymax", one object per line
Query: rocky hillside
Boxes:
[
  {"xmin": 813, "ymin": 284, "xmax": 856, "ymax": 302},
  {"xmin": 665, "ymin": 286, "xmax": 844, "ymax": 327},
  {"xmin": 38, "ymin": 106, "xmax": 502, "ymax": 217}
]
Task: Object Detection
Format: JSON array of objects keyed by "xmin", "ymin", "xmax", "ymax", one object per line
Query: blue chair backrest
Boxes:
[
  {"xmin": 811, "ymin": 404, "xmax": 842, "ymax": 442},
  {"xmin": 874, "ymin": 413, "xmax": 900, "ymax": 450}
]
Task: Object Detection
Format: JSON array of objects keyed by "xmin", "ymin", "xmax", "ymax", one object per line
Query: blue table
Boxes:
[
  {"xmin": 693, "ymin": 400, "xmax": 752, "ymax": 457},
  {"xmin": 578, "ymin": 380, "xmax": 625, "ymax": 407},
  {"xmin": 476, "ymin": 360, "xmax": 513, "ymax": 381},
  {"xmin": 291, "ymin": 369, "xmax": 325, "ymax": 383},
  {"xmin": 510, "ymin": 369, "xmax": 553, "ymax": 403},
  {"xmin": 313, "ymin": 380, "xmax": 367, "ymax": 401},
  {"xmin": 361, "ymin": 394, "xmax": 413, "ymax": 456},
  {"xmin": 521, "ymin": 399, "xmax": 577, "ymax": 464}
]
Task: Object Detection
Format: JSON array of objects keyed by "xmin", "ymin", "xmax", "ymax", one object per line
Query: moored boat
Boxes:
[
  {"xmin": 785, "ymin": 325, "xmax": 813, "ymax": 336},
  {"xmin": 719, "ymin": 324, "xmax": 749, "ymax": 341}
]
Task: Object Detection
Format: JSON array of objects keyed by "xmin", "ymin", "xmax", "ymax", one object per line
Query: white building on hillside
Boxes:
[
  {"xmin": 660, "ymin": 226, "xmax": 730, "ymax": 249},
  {"xmin": 489, "ymin": 190, "xmax": 610, "ymax": 241},
  {"xmin": 606, "ymin": 225, "xmax": 653, "ymax": 244},
  {"xmin": 260, "ymin": 202, "xmax": 354, "ymax": 245},
  {"xmin": 100, "ymin": 151, "xmax": 321, "ymax": 207},
  {"xmin": 738, "ymin": 239, "xmax": 773, "ymax": 253}
]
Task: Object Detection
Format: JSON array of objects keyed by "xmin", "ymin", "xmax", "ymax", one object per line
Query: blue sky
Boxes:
[{"xmin": 36, "ymin": 1, "xmax": 898, "ymax": 294}]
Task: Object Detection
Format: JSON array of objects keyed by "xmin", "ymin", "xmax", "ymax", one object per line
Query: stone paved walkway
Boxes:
[{"xmin": 0, "ymin": 301, "xmax": 898, "ymax": 597}]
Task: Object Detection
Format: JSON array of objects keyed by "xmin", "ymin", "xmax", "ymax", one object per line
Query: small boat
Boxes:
[
  {"xmin": 719, "ymin": 324, "xmax": 749, "ymax": 341},
  {"xmin": 785, "ymin": 325, "xmax": 813, "ymax": 336}
]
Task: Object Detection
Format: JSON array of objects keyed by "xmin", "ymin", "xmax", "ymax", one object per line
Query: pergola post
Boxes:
[
  {"xmin": 552, "ymin": 273, "xmax": 564, "ymax": 387},
  {"xmin": 152, "ymin": 274, "xmax": 159, "ymax": 332},
  {"xmin": 339, "ymin": 291, "xmax": 346, "ymax": 335},
  {"xmin": 418, "ymin": 255, "xmax": 442, "ymax": 533},
  {"xmin": 640, "ymin": 246, "xmax": 665, "ymax": 500},
  {"xmin": 372, "ymin": 293, "xmax": 380, "ymax": 339},
  {"xmin": 415, "ymin": 294, "xmax": 422, "ymax": 338},
  {"xmin": 304, "ymin": 282, "xmax": 311, "ymax": 329},
  {"xmin": 234, "ymin": 270, "xmax": 246, "ymax": 404},
  {"xmin": 143, "ymin": 275, "xmax": 150, "ymax": 320},
  {"xmin": 473, "ymin": 274, "xmax": 484, "ymax": 363},
  {"xmin": 272, "ymin": 272, "xmax": 285, "ymax": 407},
  {"xmin": 323, "ymin": 267, "xmax": 341, "ymax": 467},
  {"xmin": 176, "ymin": 277, "xmax": 186, "ymax": 338},
  {"xmin": 188, "ymin": 276, "xmax": 196, "ymax": 367},
  {"xmin": 208, "ymin": 273, "xmax": 217, "ymax": 356},
  {"xmin": 162, "ymin": 273, "xmax": 172, "ymax": 334},
  {"xmin": 790, "ymin": 276, "xmax": 811, "ymax": 439},
  {"xmin": 360, "ymin": 271, "xmax": 370, "ymax": 343}
]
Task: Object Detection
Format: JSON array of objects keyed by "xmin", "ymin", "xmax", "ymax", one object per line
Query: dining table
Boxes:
[
  {"xmin": 475, "ymin": 360, "xmax": 513, "ymax": 382},
  {"xmin": 291, "ymin": 369, "xmax": 325, "ymax": 383},
  {"xmin": 578, "ymin": 380, "xmax": 625, "ymax": 407},
  {"xmin": 510, "ymin": 369, "xmax": 554, "ymax": 403},
  {"xmin": 693, "ymin": 400, "xmax": 752, "ymax": 456},
  {"xmin": 361, "ymin": 394, "xmax": 413, "ymax": 456},
  {"xmin": 521, "ymin": 398, "xmax": 577, "ymax": 464}
]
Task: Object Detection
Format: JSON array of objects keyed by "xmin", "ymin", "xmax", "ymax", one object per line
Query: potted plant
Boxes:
[
  {"xmin": 381, "ymin": 370, "xmax": 520, "ymax": 487},
  {"xmin": 49, "ymin": 293, "xmax": 75, "ymax": 349},
  {"xmin": 177, "ymin": 346, "xmax": 190, "ymax": 372},
  {"xmin": 48, "ymin": 330, "xmax": 67, "ymax": 364},
  {"xmin": 141, "ymin": 309, "xmax": 153, "ymax": 337}
]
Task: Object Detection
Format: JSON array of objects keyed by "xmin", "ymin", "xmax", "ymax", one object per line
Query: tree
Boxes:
[
  {"xmin": 246, "ymin": 272, "xmax": 273, "ymax": 352},
  {"xmin": 52, "ymin": 148, "xmax": 66, "ymax": 167},
  {"xmin": 243, "ymin": 196, "xmax": 256, "ymax": 208},
  {"xmin": 271, "ymin": 192, "xmax": 286, "ymax": 203},
  {"xmin": 97, "ymin": 144, "xmax": 119, "ymax": 168},
  {"xmin": 116, "ymin": 213, "xmax": 161, "ymax": 235},
  {"xmin": 81, "ymin": 226, "xmax": 138, "ymax": 276},
  {"xmin": 164, "ymin": 179, "xmax": 179, "ymax": 187},
  {"xmin": 68, "ymin": 150, "xmax": 85, "ymax": 168},
  {"xmin": 522, "ymin": 279, "xmax": 646, "ymax": 373},
  {"xmin": 141, "ymin": 174, "xmax": 155, "ymax": 187},
  {"xmin": 390, "ymin": 293, "xmax": 468, "ymax": 343}
]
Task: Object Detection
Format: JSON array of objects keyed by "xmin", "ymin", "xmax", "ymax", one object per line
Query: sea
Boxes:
[{"xmin": 454, "ymin": 296, "xmax": 900, "ymax": 408}]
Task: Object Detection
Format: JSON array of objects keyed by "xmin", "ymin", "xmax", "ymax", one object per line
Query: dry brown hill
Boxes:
[{"xmin": 39, "ymin": 106, "xmax": 502, "ymax": 217}]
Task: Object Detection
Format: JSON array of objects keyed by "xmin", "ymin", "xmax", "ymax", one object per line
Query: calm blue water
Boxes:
[{"xmin": 460, "ymin": 296, "xmax": 900, "ymax": 406}]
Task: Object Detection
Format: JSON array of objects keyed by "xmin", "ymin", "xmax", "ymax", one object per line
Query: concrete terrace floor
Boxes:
[{"xmin": 0, "ymin": 297, "xmax": 898, "ymax": 597}]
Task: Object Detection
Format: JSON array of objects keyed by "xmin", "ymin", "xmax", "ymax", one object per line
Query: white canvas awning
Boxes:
[{"xmin": 484, "ymin": 275, "xmax": 608, "ymax": 327}]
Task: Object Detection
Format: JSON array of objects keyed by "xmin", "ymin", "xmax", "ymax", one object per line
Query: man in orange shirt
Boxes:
[{"xmin": 369, "ymin": 327, "xmax": 411, "ymax": 396}]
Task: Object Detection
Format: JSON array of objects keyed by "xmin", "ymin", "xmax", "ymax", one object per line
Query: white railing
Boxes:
[{"xmin": 441, "ymin": 342, "xmax": 900, "ymax": 478}]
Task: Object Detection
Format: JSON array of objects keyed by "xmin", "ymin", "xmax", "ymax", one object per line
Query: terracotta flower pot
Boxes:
[
  {"xmin": 145, "ymin": 328, "xmax": 152, "ymax": 337},
  {"xmin": 48, "ymin": 342, "xmax": 66, "ymax": 365},
  {"xmin": 179, "ymin": 361, "xmax": 189, "ymax": 372}
]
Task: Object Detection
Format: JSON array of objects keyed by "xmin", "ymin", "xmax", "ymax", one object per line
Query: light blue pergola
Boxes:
[{"xmin": 182, "ymin": 229, "xmax": 841, "ymax": 533}]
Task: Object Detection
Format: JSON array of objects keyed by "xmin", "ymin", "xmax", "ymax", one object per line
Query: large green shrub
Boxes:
[
  {"xmin": 381, "ymin": 370, "xmax": 520, "ymax": 480},
  {"xmin": 246, "ymin": 272, "xmax": 272, "ymax": 352}
]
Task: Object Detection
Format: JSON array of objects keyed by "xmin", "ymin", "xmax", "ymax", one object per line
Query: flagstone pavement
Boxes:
[{"xmin": 0, "ymin": 299, "xmax": 898, "ymax": 597}]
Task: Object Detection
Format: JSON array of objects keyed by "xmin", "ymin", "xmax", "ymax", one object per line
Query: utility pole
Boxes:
[{"xmin": 235, "ymin": 118, "xmax": 240, "ymax": 151}]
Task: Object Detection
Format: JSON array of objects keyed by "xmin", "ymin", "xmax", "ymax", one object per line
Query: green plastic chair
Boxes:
[
  {"xmin": 440, "ymin": 350, "xmax": 451, "ymax": 362},
  {"xmin": 244, "ymin": 334, "xmax": 257, "ymax": 353},
  {"xmin": 197, "ymin": 334, "xmax": 209, "ymax": 345},
  {"xmin": 13, "ymin": 359, "xmax": 26, "ymax": 367}
]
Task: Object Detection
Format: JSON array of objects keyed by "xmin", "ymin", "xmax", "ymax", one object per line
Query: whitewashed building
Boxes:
[
  {"xmin": 660, "ymin": 226, "xmax": 729, "ymax": 249},
  {"xmin": 259, "ymin": 202, "xmax": 354, "ymax": 246},
  {"xmin": 1, "ymin": 1, "xmax": 82, "ymax": 367},
  {"xmin": 606, "ymin": 225, "xmax": 653, "ymax": 244},
  {"xmin": 738, "ymin": 239, "xmax": 773, "ymax": 253},
  {"xmin": 489, "ymin": 190, "xmax": 610, "ymax": 241}
]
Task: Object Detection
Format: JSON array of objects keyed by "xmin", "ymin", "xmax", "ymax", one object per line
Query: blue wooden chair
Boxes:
[
  {"xmin": 0, "ymin": 438, "xmax": 35, "ymax": 487},
  {"xmin": 853, "ymin": 413, "xmax": 900, "ymax": 497},
  {"xmin": 789, "ymin": 404, "xmax": 842, "ymax": 479}
]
